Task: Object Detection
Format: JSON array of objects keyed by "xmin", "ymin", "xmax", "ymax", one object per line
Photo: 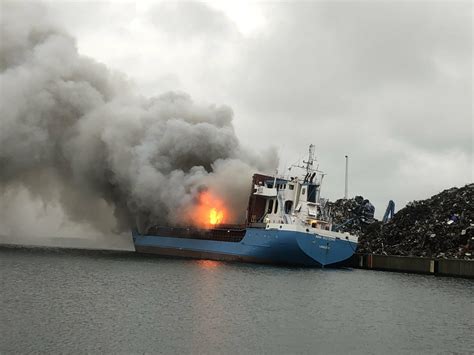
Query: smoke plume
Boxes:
[{"xmin": 0, "ymin": 3, "xmax": 278, "ymax": 235}]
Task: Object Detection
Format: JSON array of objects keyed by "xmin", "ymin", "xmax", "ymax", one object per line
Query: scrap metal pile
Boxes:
[
  {"xmin": 327, "ymin": 196, "xmax": 376, "ymax": 236},
  {"xmin": 329, "ymin": 184, "xmax": 474, "ymax": 259}
]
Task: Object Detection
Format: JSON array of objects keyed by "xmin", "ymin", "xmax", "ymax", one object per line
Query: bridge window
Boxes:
[
  {"xmin": 267, "ymin": 199, "xmax": 274, "ymax": 214},
  {"xmin": 308, "ymin": 185, "xmax": 317, "ymax": 203},
  {"xmin": 284, "ymin": 201, "xmax": 293, "ymax": 214},
  {"xmin": 274, "ymin": 200, "xmax": 279, "ymax": 213}
]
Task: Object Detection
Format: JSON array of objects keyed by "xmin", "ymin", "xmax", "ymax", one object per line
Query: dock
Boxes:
[{"xmin": 353, "ymin": 254, "xmax": 474, "ymax": 279}]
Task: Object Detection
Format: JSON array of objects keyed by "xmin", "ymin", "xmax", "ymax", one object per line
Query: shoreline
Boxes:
[{"xmin": 351, "ymin": 253, "xmax": 474, "ymax": 279}]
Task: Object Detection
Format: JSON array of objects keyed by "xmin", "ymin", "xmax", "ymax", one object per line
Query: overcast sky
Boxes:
[{"xmin": 4, "ymin": 0, "xmax": 474, "ymax": 224}]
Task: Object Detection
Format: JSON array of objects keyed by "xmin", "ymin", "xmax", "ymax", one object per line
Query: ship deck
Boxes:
[{"xmin": 145, "ymin": 225, "xmax": 248, "ymax": 243}]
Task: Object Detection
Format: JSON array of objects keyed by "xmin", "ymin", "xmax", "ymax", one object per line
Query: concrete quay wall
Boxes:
[{"xmin": 354, "ymin": 254, "xmax": 474, "ymax": 279}]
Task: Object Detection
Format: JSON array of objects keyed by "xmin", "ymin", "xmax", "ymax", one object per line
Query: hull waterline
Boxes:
[{"xmin": 133, "ymin": 228, "xmax": 357, "ymax": 267}]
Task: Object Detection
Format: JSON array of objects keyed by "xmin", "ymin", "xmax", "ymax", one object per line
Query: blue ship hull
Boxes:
[{"xmin": 133, "ymin": 228, "xmax": 357, "ymax": 267}]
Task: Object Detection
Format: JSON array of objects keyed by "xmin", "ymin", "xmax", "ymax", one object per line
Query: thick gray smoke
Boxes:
[{"xmin": 0, "ymin": 3, "xmax": 278, "ymax": 235}]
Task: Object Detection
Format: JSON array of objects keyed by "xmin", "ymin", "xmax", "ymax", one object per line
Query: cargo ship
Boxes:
[{"xmin": 133, "ymin": 145, "xmax": 358, "ymax": 267}]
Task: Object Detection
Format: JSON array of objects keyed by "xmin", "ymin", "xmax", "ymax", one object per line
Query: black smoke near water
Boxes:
[{"xmin": 0, "ymin": 3, "xmax": 278, "ymax": 236}]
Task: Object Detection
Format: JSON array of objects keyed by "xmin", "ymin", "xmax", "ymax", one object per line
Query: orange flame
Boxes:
[
  {"xmin": 191, "ymin": 191, "xmax": 226, "ymax": 228},
  {"xmin": 209, "ymin": 208, "xmax": 224, "ymax": 225}
]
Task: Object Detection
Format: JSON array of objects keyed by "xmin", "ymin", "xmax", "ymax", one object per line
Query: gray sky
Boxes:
[{"xmin": 1, "ymin": 0, "xmax": 472, "ymax": 232}]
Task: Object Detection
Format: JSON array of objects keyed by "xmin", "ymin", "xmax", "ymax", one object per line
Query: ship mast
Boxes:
[{"xmin": 303, "ymin": 144, "xmax": 315, "ymax": 174}]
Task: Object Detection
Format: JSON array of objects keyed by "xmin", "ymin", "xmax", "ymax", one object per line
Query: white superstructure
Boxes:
[{"xmin": 252, "ymin": 145, "xmax": 358, "ymax": 244}]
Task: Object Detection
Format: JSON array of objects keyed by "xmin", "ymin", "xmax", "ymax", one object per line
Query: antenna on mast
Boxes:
[{"xmin": 303, "ymin": 144, "xmax": 315, "ymax": 173}]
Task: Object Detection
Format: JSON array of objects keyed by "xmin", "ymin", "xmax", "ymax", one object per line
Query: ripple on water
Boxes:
[{"xmin": 1, "ymin": 247, "xmax": 473, "ymax": 354}]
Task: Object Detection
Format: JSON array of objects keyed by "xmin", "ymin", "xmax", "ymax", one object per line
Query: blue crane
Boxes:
[{"xmin": 382, "ymin": 200, "xmax": 395, "ymax": 223}]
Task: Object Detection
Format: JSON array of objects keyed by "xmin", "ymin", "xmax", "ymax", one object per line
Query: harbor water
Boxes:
[{"xmin": 1, "ymin": 247, "xmax": 473, "ymax": 354}]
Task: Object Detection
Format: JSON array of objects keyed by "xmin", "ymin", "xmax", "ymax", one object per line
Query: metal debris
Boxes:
[
  {"xmin": 329, "ymin": 183, "xmax": 474, "ymax": 259},
  {"xmin": 327, "ymin": 196, "xmax": 376, "ymax": 235}
]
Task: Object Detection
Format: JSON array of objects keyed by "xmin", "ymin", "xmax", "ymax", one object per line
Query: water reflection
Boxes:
[{"xmin": 196, "ymin": 259, "xmax": 221, "ymax": 269}]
